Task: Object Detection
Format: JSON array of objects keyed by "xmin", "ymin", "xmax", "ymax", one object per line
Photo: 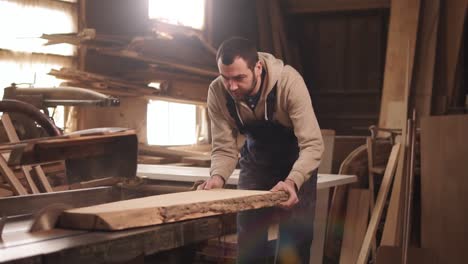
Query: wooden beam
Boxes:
[
  {"xmin": 286, "ymin": 0, "xmax": 390, "ymax": 14},
  {"xmin": 0, "ymin": 155, "xmax": 27, "ymax": 195},
  {"xmin": 32, "ymin": 165, "xmax": 53, "ymax": 193},
  {"xmin": 378, "ymin": 0, "xmax": 421, "ymax": 130},
  {"xmin": 357, "ymin": 143, "xmax": 400, "ymax": 264},
  {"xmin": 411, "ymin": 0, "xmax": 440, "ymax": 118},
  {"xmin": 59, "ymin": 189, "xmax": 288, "ymax": 230},
  {"xmin": 8, "ymin": 130, "xmax": 137, "ymax": 166}
]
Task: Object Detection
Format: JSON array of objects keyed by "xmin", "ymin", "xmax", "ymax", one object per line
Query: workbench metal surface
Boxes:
[{"xmin": 0, "ymin": 214, "xmax": 230, "ymax": 264}]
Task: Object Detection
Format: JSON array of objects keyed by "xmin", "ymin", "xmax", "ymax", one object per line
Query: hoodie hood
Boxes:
[{"xmin": 258, "ymin": 52, "xmax": 285, "ymax": 95}]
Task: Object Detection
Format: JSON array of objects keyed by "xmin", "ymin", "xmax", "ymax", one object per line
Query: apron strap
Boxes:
[
  {"xmin": 266, "ymin": 84, "xmax": 277, "ymax": 121},
  {"xmin": 225, "ymin": 93, "xmax": 245, "ymax": 133}
]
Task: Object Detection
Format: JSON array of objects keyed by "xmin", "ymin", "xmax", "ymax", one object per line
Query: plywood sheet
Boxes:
[
  {"xmin": 420, "ymin": 115, "xmax": 468, "ymax": 264},
  {"xmin": 59, "ymin": 189, "xmax": 288, "ymax": 231}
]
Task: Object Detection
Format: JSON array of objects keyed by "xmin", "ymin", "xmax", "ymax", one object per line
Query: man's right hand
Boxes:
[{"xmin": 197, "ymin": 175, "xmax": 225, "ymax": 190}]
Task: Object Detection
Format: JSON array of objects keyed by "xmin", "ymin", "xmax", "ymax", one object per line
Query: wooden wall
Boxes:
[
  {"xmin": 288, "ymin": 10, "xmax": 389, "ymax": 135},
  {"xmin": 86, "ymin": 0, "xmax": 149, "ymax": 35},
  {"xmin": 209, "ymin": 0, "xmax": 258, "ymax": 47}
]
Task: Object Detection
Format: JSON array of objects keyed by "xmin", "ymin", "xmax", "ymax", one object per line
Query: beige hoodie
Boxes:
[{"xmin": 208, "ymin": 52, "xmax": 323, "ymax": 190}]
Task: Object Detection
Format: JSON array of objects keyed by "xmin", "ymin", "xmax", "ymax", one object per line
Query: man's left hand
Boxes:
[{"xmin": 270, "ymin": 179, "xmax": 299, "ymax": 209}]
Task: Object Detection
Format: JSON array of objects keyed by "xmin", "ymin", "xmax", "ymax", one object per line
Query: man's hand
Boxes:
[
  {"xmin": 270, "ymin": 179, "xmax": 299, "ymax": 209},
  {"xmin": 197, "ymin": 175, "xmax": 225, "ymax": 190}
]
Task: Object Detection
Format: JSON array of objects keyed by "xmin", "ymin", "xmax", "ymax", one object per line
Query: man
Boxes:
[{"xmin": 198, "ymin": 37, "xmax": 323, "ymax": 263}]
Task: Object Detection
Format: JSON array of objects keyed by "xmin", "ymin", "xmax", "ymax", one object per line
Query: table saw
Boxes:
[{"xmin": 0, "ymin": 130, "xmax": 238, "ymax": 264}]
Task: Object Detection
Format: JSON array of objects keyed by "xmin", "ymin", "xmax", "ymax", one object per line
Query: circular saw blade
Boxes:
[{"xmin": 29, "ymin": 203, "xmax": 72, "ymax": 232}]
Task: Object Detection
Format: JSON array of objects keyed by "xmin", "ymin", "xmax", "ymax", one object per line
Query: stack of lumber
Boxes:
[{"xmin": 50, "ymin": 68, "xmax": 159, "ymax": 97}]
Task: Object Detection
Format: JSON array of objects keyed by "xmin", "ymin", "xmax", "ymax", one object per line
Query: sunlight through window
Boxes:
[
  {"xmin": 148, "ymin": 0, "xmax": 205, "ymax": 30},
  {"xmin": 147, "ymin": 100, "xmax": 197, "ymax": 146},
  {"xmin": 0, "ymin": 1, "xmax": 77, "ymax": 56},
  {"xmin": 0, "ymin": 59, "xmax": 68, "ymax": 98}
]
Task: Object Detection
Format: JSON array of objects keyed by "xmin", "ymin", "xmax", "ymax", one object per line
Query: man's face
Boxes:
[{"xmin": 218, "ymin": 57, "xmax": 260, "ymax": 99}]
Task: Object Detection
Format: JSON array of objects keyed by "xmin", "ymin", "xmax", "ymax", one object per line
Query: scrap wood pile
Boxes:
[{"xmin": 44, "ymin": 24, "xmax": 217, "ymax": 99}]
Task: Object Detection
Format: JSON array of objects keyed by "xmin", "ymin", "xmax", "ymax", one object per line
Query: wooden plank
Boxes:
[
  {"xmin": 420, "ymin": 115, "xmax": 468, "ymax": 264},
  {"xmin": 139, "ymin": 144, "xmax": 210, "ymax": 161},
  {"xmin": 380, "ymin": 143, "xmax": 405, "ymax": 246},
  {"xmin": 366, "ymin": 138, "xmax": 378, "ymax": 260},
  {"xmin": 356, "ymin": 143, "xmax": 401, "ymax": 264},
  {"xmin": 286, "ymin": 0, "xmax": 390, "ymax": 13},
  {"xmin": 310, "ymin": 188, "xmax": 331, "ymax": 264},
  {"xmin": 378, "ymin": 0, "xmax": 420, "ymax": 129},
  {"xmin": 138, "ymin": 155, "xmax": 167, "ymax": 165},
  {"xmin": 32, "ymin": 166, "xmax": 53, "ymax": 193},
  {"xmin": 339, "ymin": 189, "xmax": 370, "ymax": 264},
  {"xmin": 379, "ymin": 0, "xmax": 421, "ymax": 246},
  {"xmin": 8, "ymin": 130, "xmax": 137, "ymax": 166},
  {"xmin": 0, "ymin": 154, "xmax": 27, "ymax": 195},
  {"xmin": 412, "ymin": 0, "xmax": 440, "ymax": 118},
  {"xmin": 59, "ymin": 189, "xmax": 288, "ymax": 231}
]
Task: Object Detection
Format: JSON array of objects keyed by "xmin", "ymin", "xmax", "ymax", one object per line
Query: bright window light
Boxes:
[
  {"xmin": 148, "ymin": 0, "xmax": 205, "ymax": 30},
  {"xmin": 148, "ymin": 82, "xmax": 161, "ymax": 90},
  {"xmin": 0, "ymin": 60, "xmax": 68, "ymax": 98},
  {"xmin": 0, "ymin": 1, "xmax": 77, "ymax": 56},
  {"xmin": 147, "ymin": 100, "xmax": 197, "ymax": 146}
]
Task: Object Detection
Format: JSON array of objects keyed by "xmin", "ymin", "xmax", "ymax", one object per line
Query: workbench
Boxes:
[
  {"xmin": 0, "ymin": 186, "xmax": 236, "ymax": 264},
  {"xmin": 137, "ymin": 164, "xmax": 357, "ymax": 264}
]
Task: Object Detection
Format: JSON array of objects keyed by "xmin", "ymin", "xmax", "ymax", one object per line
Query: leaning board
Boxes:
[{"xmin": 59, "ymin": 189, "xmax": 288, "ymax": 231}]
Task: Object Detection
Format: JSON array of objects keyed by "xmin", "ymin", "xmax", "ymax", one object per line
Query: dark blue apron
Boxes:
[{"xmin": 225, "ymin": 85, "xmax": 317, "ymax": 264}]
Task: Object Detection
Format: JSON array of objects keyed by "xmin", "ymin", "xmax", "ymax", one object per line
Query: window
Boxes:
[
  {"xmin": 148, "ymin": 0, "xmax": 205, "ymax": 30},
  {"xmin": 0, "ymin": 0, "xmax": 77, "ymax": 130},
  {"xmin": 147, "ymin": 100, "xmax": 197, "ymax": 146},
  {"xmin": 0, "ymin": 1, "xmax": 77, "ymax": 56}
]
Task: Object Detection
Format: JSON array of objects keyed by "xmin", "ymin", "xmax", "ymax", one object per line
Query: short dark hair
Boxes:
[{"xmin": 216, "ymin": 37, "xmax": 259, "ymax": 70}]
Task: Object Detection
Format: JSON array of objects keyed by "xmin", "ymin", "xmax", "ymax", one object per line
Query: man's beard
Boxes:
[{"xmin": 245, "ymin": 70, "xmax": 258, "ymax": 96}]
